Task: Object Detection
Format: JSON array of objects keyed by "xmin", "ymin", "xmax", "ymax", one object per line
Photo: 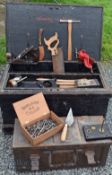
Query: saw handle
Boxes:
[
  {"xmin": 61, "ymin": 124, "xmax": 68, "ymax": 141},
  {"xmin": 68, "ymin": 21, "xmax": 72, "ymax": 61}
]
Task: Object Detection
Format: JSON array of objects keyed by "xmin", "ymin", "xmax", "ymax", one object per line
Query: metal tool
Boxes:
[
  {"xmin": 13, "ymin": 76, "xmax": 22, "ymax": 81},
  {"xmin": 85, "ymin": 150, "xmax": 96, "ymax": 165},
  {"xmin": 56, "ymin": 79, "xmax": 76, "ymax": 84},
  {"xmin": 75, "ymin": 48, "xmax": 78, "ymax": 59},
  {"xmin": 36, "ymin": 78, "xmax": 56, "ymax": 88},
  {"xmin": 33, "ymin": 120, "xmax": 46, "ymax": 137},
  {"xmin": 61, "ymin": 108, "xmax": 74, "ymax": 141},
  {"xmin": 6, "ymin": 52, "xmax": 12, "ymax": 60},
  {"xmin": 56, "ymin": 79, "xmax": 77, "ymax": 89},
  {"xmin": 36, "ymin": 78, "xmax": 99, "ymax": 89},
  {"xmin": 44, "ymin": 33, "xmax": 64, "ymax": 73},
  {"xmin": 44, "ymin": 32, "xmax": 59, "ymax": 56},
  {"xmin": 38, "ymin": 28, "xmax": 45, "ymax": 61},
  {"xmin": 78, "ymin": 50, "xmax": 94, "ymax": 73},
  {"xmin": 9, "ymin": 76, "xmax": 27, "ymax": 87},
  {"xmin": 77, "ymin": 79, "xmax": 100, "ymax": 87},
  {"xmin": 14, "ymin": 46, "xmax": 34, "ymax": 61},
  {"xmin": 83, "ymin": 122, "xmax": 112, "ymax": 141},
  {"xmin": 52, "ymin": 48, "xmax": 65, "ymax": 74},
  {"xmin": 60, "ymin": 19, "xmax": 80, "ymax": 61},
  {"xmin": 99, "ymin": 118, "xmax": 105, "ymax": 133}
]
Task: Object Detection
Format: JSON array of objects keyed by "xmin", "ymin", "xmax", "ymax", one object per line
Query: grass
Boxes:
[
  {"xmin": 0, "ymin": 36, "xmax": 6, "ymax": 64},
  {"xmin": 0, "ymin": 0, "xmax": 112, "ymax": 63}
]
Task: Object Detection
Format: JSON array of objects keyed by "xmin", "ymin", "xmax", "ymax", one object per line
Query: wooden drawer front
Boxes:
[
  {"xmin": 45, "ymin": 149, "xmax": 92, "ymax": 168},
  {"xmin": 41, "ymin": 146, "xmax": 109, "ymax": 169},
  {"xmin": 14, "ymin": 150, "xmax": 40, "ymax": 171},
  {"xmin": 14, "ymin": 145, "xmax": 110, "ymax": 171},
  {"xmin": 49, "ymin": 150, "xmax": 76, "ymax": 168},
  {"xmin": 15, "ymin": 159, "xmax": 30, "ymax": 171},
  {"xmin": 15, "ymin": 154, "xmax": 40, "ymax": 171}
]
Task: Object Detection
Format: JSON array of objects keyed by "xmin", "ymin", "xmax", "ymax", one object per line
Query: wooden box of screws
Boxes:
[{"xmin": 13, "ymin": 92, "xmax": 64, "ymax": 145}]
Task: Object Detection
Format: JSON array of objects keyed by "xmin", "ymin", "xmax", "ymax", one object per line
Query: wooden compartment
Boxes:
[
  {"xmin": 1, "ymin": 61, "xmax": 111, "ymax": 128},
  {"xmin": 0, "ymin": 3, "xmax": 112, "ymax": 129},
  {"xmin": 13, "ymin": 116, "xmax": 112, "ymax": 171},
  {"xmin": 5, "ymin": 72, "xmax": 103, "ymax": 89},
  {"xmin": 9, "ymin": 62, "xmax": 100, "ymax": 73}
]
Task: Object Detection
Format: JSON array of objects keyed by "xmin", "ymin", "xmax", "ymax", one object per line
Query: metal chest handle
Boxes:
[{"xmin": 85, "ymin": 150, "xmax": 96, "ymax": 165}]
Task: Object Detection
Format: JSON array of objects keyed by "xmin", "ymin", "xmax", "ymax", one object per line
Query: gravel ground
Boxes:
[{"xmin": 0, "ymin": 62, "xmax": 112, "ymax": 175}]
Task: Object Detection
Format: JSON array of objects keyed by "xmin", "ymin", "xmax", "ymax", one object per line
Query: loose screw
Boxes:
[{"xmin": 26, "ymin": 119, "xmax": 56, "ymax": 138}]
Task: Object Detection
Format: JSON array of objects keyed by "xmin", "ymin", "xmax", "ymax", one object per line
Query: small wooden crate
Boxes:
[{"xmin": 13, "ymin": 92, "xmax": 64, "ymax": 145}]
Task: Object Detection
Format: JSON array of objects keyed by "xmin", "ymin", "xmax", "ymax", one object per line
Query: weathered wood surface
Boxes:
[
  {"xmin": 13, "ymin": 116, "xmax": 112, "ymax": 149},
  {"xmin": 13, "ymin": 116, "xmax": 112, "ymax": 171}
]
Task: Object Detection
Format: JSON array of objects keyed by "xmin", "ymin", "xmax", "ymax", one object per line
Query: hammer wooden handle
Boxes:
[
  {"xmin": 68, "ymin": 21, "xmax": 72, "ymax": 61},
  {"xmin": 60, "ymin": 19, "xmax": 80, "ymax": 61},
  {"xmin": 61, "ymin": 124, "xmax": 68, "ymax": 141}
]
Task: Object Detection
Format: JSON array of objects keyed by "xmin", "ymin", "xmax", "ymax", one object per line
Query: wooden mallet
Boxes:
[{"xmin": 60, "ymin": 19, "xmax": 80, "ymax": 61}]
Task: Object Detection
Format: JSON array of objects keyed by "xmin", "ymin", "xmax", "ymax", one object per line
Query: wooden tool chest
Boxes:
[
  {"xmin": 13, "ymin": 116, "xmax": 112, "ymax": 171},
  {"xmin": 0, "ymin": 3, "xmax": 112, "ymax": 129}
]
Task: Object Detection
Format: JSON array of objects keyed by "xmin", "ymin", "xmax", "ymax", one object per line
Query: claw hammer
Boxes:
[{"xmin": 60, "ymin": 19, "xmax": 80, "ymax": 61}]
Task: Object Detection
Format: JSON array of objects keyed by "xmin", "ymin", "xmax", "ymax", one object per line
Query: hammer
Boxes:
[
  {"xmin": 9, "ymin": 76, "xmax": 27, "ymax": 87},
  {"xmin": 60, "ymin": 19, "xmax": 80, "ymax": 61}
]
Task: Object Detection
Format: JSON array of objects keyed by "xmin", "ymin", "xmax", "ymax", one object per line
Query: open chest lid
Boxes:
[
  {"xmin": 13, "ymin": 92, "xmax": 50, "ymax": 126},
  {"xmin": 6, "ymin": 3, "xmax": 103, "ymax": 61}
]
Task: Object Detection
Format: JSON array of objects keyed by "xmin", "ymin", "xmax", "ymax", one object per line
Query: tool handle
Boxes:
[
  {"xmin": 61, "ymin": 124, "xmax": 68, "ymax": 141},
  {"xmin": 56, "ymin": 79, "xmax": 75, "ymax": 84},
  {"xmin": 18, "ymin": 76, "xmax": 27, "ymax": 83},
  {"xmin": 39, "ymin": 46, "xmax": 44, "ymax": 61},
  {"xmin": 68, "ymin": 22, "xmax": 72, "ymax": 61},
  {"xmin": 59, "ymin": 85, "xmax": 75, "ymax": 89},
  {"xmin": 38, "ymin": 28, "xmax": 43, "ymax": 45},
  {"xmin": 36, "ymin": 78, "xmax": 51, "ymax": 81}
]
